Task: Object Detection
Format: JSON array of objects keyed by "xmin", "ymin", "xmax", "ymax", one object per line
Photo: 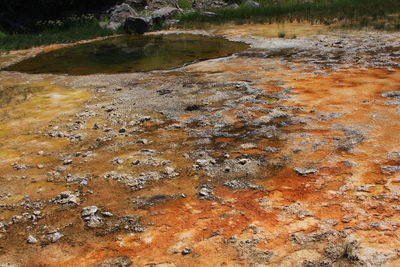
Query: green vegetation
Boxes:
[
  {"xmin": 277, "ymin": 32, "xmax": 286, "ymax": 38},
  {"xmin": 177, "ymin": 0, "xmax": 400, "ymax": 29},
  {"xmin": 178, "ymin": 0, "xmax": 193, "ymax": 10},
  {"xmin": 0, "ymin": 18, "xmax": 121, "ymax": 52}
]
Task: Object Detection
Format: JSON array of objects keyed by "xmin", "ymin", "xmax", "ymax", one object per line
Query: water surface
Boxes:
[{"xmin": 4, "ymin": 34, "xmax": 248, "ymax": 75}]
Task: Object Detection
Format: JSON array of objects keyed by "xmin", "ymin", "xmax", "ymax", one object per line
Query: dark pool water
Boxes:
[{"xmin": 4, "ymin": 34, "xmax": 248, "ymax": 75}]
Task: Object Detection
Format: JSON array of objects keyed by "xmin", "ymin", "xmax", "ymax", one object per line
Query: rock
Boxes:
[
  {"xmin": 97, "ymin": 256, "xmax": 132, "ymax": 267},
  {"xmin": 82, "ymin": 206, "xmax": 99, "ymax": 217},
  {"xmin": 356, "ymin": 185, "xmax": 374, "ymax": 192},
  {"xmin": 47, "ymin": 231, "xmax": 64, "ymax": 243},
  {"xmin": 124, "ymin": 17, "xmax": 150, "ymax": 34},
  {"xmin": 163, "ymin": 167, "xmax": 178, "ymax": 178},
  {"xmin": 152, "ymin": 7, "xmax": 179, "ymax": 21},
  {"xmin": 381, "ymin": 91, "xmax": 400, "ymax": 99},
  {"xmin": 223, "ymin": 179, "xmax": 264, "ymax": 190},
  {"xmin": 136, "ymin": 139, "xmax": 150, "ymax": 144},
  {"xmin": 294, "ymin": 166, "xmax": 318, "ymax": 176},
  {"xmin": 107, "ymin": 3, "xmax": 138, "ymax": 30},
  {"xmin": 15, "ymin": 164, "xmax": 30, "ymax": 170},
  {"xmin": 48, "ymin": 131, "xmax": 68, "ymax": 138},
  {"xmin": 341, "ymin": 213, "xmax": 355, "ymax": 223},
  {"xmin": 0, "ymin": 222, "xmax": 6, "ymax": 232},
  {"xmin": 198, "ymin": 185, "xmax": 213, "ymax": 198},
  {"xmin": 128, "ymin": 172, "xmax": 162, "ymax": 191},
  {"xmin": 243, "ymin": 0, "xmax": 260, "ymax": 7},
  {"xmin": 182, "ymin": 247, "xmax": 192, "ymax": 255},
  {"xmin": 102, "ymin": 211, "xmax": 113, "ymax": 217},
  {"xmin": 65, "ymin": 174, "xmax": 88, "ymax": 186},
  {"xmin": 63, "ymin": 159, "xmax": 72, "ymax": 165},
  {"xmin": 54, "ymin": 191, "xmax": 80, "ymax": 206},
  {"xmin": 131, "ymin": 194, "xmax": 175, "ymax": 209},
  {"xmin": 198, "ymin": 184, "xmax": 223, "ymax": 202},
  {"xmin": 240, "ymin": 143, "xmax": 257, "ymax": 149},
  {"xmin": 81, "ymin": 206, "xmax": 103, "ymax": 228},
  {"xmin": 264, "ymin": 147, "xmax": 279, "ymax": 153},
  {"xmin": 381, "ymin": 165, "xmax": 400, "ymax": 173},
  {"xmin": 27, "ymin": 235, "xmax": 38, "ymax": 244},
  {"xmin": 336, "ymin": 128, "xmax": 365, "ymax": 152},
  {"xmin": 112, "ymin": 157, "xmax": 124, "ymax": 165}
]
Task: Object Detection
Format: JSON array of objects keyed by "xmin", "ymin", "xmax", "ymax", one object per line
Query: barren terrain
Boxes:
[{"xmin": 0, "ymin": 23, "xmax": 400, "ymax": 266}]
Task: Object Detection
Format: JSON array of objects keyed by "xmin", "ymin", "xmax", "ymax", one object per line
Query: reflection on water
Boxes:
[{"xmin": 4, "ymin": 34, "xmax": 249, "ymax": 75}]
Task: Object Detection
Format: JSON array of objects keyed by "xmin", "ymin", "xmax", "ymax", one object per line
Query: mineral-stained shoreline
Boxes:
[{"xmin": 0, "ymin": 23, "xmax": 400, "ymax": 266}]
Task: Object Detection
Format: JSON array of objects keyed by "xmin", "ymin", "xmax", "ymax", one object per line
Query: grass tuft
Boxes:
[{"xmin": 178, "ymin": 0, "xmax": 193, "ymax": 10}]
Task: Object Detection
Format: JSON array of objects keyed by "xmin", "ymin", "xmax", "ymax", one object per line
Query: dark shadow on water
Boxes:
[{"xmin": 4, "ymin": 34, "xmax": 249, "ymax": 75}]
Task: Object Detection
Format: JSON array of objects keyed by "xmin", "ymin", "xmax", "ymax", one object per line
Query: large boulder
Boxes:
[
  {"xmin": 152, "ymin": 7, "xmax": 179, "ymax": 20},
  {"xmin": 152, "ymin": 7, "xmax": 179, "ymax": 27},
  {"xmin": 125, "ymin": 17, "xmax": 151, "ymax": 34},
  {"xmin": 106, "ymin": 3, "xmax": 138, "ymax": 30}
]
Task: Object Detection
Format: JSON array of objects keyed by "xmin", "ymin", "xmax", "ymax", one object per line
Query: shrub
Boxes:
[{"xmin": 178, "ymin": 0, "xmax": 193, "ymax": 10}]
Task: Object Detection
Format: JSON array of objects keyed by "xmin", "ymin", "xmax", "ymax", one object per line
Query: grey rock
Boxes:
[
  {"xmin": 112, "ymin": 157, "xmax": 124, "ymax": 165},
  {"xmin": 0, "ymin": 222, "xmax": 6, "ymax": 232},
  {"xmin": 48, "ymin": 131, "xmax": 68, "ymax": 138},
  {"xmin": 243, "ymin": 0, "xmax": 260, "ymax": 7},
  {"xmin": 63, "ymin": 159, "xmax": 72, "ymax": 165},
  {"xmin": 27, "ymin": 235, "xmax": 38, "ymax": 244},
  {"xmin": 182, "ymin": 247, "xmax": 192, "ymax": 255},
  {"xmin": 264, "ymin": 147, "xmax": 279, "ymax": 153},
  {"xmin": 381, "ymin": 165, "xmax": 400, "ymax": 173},
  {"xmin": 81, "ymin": 206, "xmax": 103, "ymax": 228},
  {"xmin": 131, "ymin": 194, "xmax": 176, "ymax": 209},
  {"xmin": 102, "ymin": 212, "xmax": 114, "ymax": 217},
  {"xmin": 128, "ymin": 172, "xmax": 162, "ymax": 191},
  {"xmin": 336, "ymin": 128, "xmax": 364, "ymax": 152},
  {"xmin": 195, "ymin": 159, "xmax": 212, "ymax": 168},
  {"xmin": 107, "ymin": 3, "xmax": 138, "ymax": 30},
  {"xmin": 152, "ymin": 7, "xmax": 179, "ymax": 20},
  {"xmin": 294, "ymin": 166, "xmax": 318, "ymax": 176},
  {"xmin": 384, "ymin": 100, "xmax": 400, "ymax": 105},
  {"xmin": 223, "ymin": 179, "xmax": 264, "ymax": 190},
  {"xmin": 47, "ymin": 231, "xmax": 64, "ymax": 243},
  {"xmin": 356, "ymin": 185, "xmax": 374, "ymax": 192},
  {"xmin": 54, "ymin": 191, "xmax": 80, "ymax": 206},
  {"xmin": 97, "ymin": 256, "xmax": 132, "ymax": 267},
  {"xmin": 198, "ymin": 184, "xmax": 223, "ymax": 202},
  {"xmin": 382, "ymin": 91, "xmax": 400, "ymax": 99},
  {"xmin": 82, "ymin": 206, "xmax": 99, "ymax": 217},
  {"xmin": 15, "ymin": 164, "xmax": 30, "ymax": 170},
  {"xmin": 163, "ymin": 167, "xmax": 178, "ymax": 177}
]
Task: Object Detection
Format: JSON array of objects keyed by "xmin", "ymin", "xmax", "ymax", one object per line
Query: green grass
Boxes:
[
  {"xmin": 0, "ymin": 20, "xmax": 121, "ymax": 52},
  {"xmin": 177, "ymin": 0, "xmax": 400, "ymax": 29},
  {"xmin": 178, "ymin": 0, "xmax": 193, "ymax": 9}
]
